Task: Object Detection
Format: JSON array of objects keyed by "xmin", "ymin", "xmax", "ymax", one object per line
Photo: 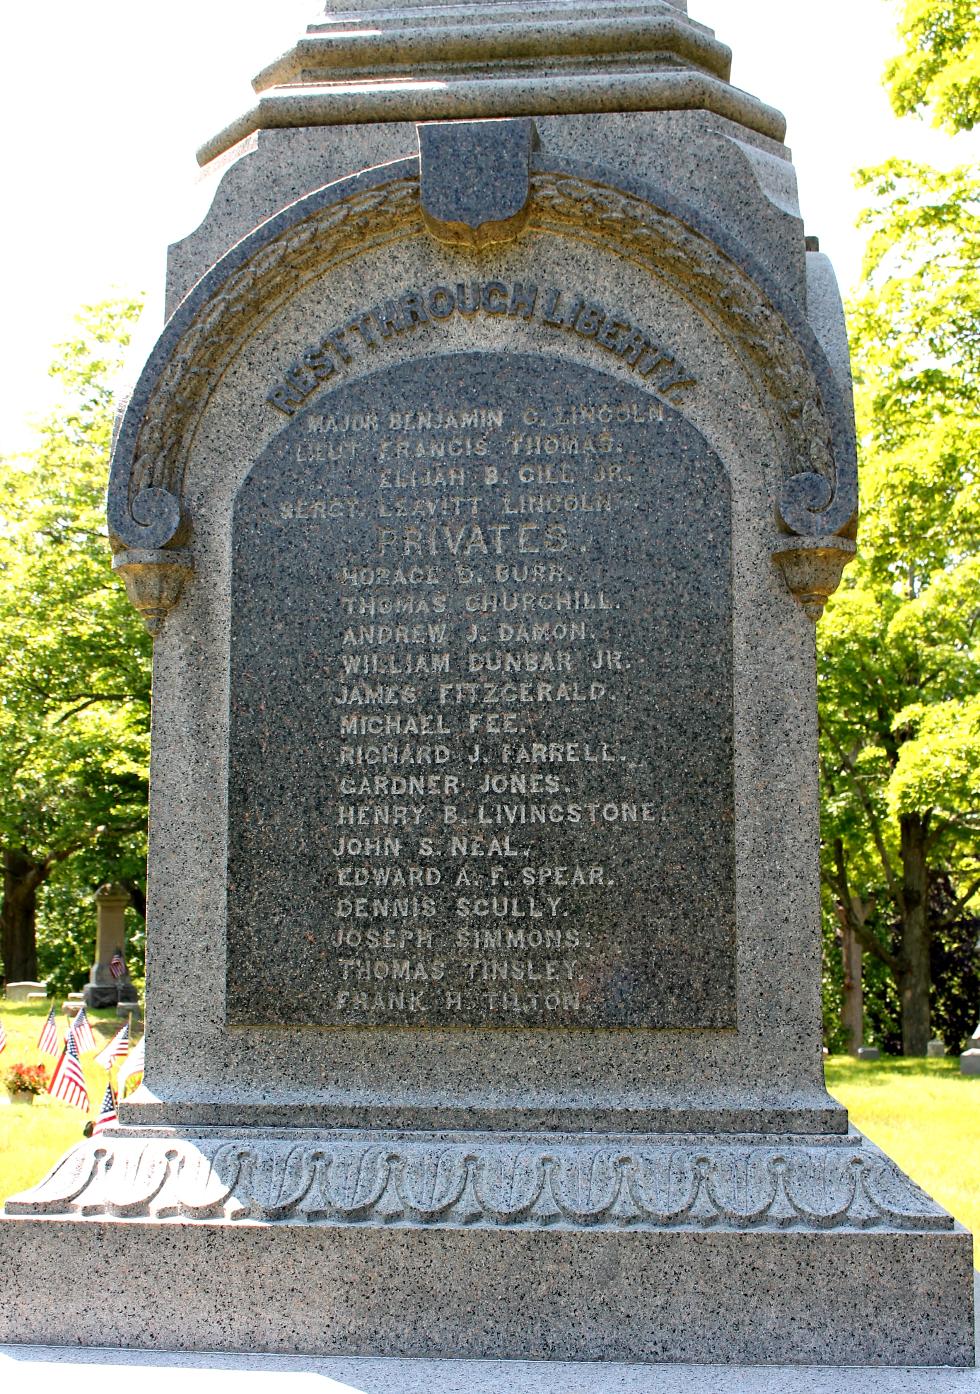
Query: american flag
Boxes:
[
  {"xmin": 0, "ymin": 1018, "xmax": 6, "ymax": 1053},
  {"xmin": 94, "ymin": 1021, "xmax": 130, "ymax": 1070},
  {"xmin": 69, "ymin": 1007, "xmax": 96, "ymax": 1054},
  {"xmin": 109, "ymin": 953, "xmax": 125, "ymax": 980},
  {"xmin": 48, "ymin": 1030, "xmax": 90, "ymax": 1111},
  {"xmin": 37, "ymin": 1005, "xmax": 59, "ymax": 1057},
  {"xmin": 92, "ymin": 1082, "xmax": 117, "ymax": 1136}
]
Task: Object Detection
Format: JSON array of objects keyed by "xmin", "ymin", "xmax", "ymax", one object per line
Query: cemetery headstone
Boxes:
[
  {"xmin": 83, "ymin": 884, "xmax": 139, "ymax": 1010},
  {"xmin": 962, "ymin": 1022, "xmax": 980, "ymax": 1077},
  {"xmin": 0, "ymin": 0, "xmax": 974, "ymax": 1369},
  {"xmin": 3, "ymin": 982, "xmax": 45, "ymax": 1002}
]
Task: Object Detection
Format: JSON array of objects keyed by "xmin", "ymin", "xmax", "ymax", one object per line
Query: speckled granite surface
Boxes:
[
  {"xmin": 0, "ymin": 0, "xmax": 971, "ymax": 1371},
  {"xmin": 0, "ymin": 1271, "xmax": 977, "ymax": 1391},
  {"xmin": 0, "ymin": 1220, "xmax": 975, "ymax": 1365},
  {"xmin": 226, "ymin": 352, "xmax": 736, "ymax": 1030},
  {"xmin": 194, "ymin": 0, "xmax": 786, "ymax": 164},
  {"xmin": 105, "ymin": 150, "xmax": 855, "ymax": 1137}
]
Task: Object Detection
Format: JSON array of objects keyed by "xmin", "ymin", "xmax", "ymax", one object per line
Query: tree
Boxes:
[
  {"xmin": 885, "ymin": 0, "xmax": 980, "ymax": 133},
  {"xmin": 0, "ymin": 299, "xmax": 151, "ymax": 985},
  {"xmin": 819, "ymin": 158, "xmax": 980, "ymax": 1054}
]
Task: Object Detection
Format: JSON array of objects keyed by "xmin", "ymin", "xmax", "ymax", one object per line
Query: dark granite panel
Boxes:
[
  {"xmin": 418, "ymin": 118, "xmax": 534, "ymax": 245},
  {"xmin": 226, "ymin": 352, "xmax": 734, "ymax": 1028}
]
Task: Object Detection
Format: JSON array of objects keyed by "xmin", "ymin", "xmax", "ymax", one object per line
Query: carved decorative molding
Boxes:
[
  {"xmin": 108, "ymin": 174, "xmax": 422, "ymax": 560},
  {"xmin": 6, "ymin": 1133, "xmax": 951, "ymax": 1232},
  {"xmin": 773, "ymin": 536, "xmax": 857, "ymax": 621},
  {"xmin": 111, "ymin": 548, "xmax": 194, "ymax": 634},
  {"xmin": 419, "ymin": 118, "xmax": 536, "ymax": 248},
  {"xmin": 529, "ymin": 171, "xmax": 858, "ymax": 543},
  {"xmin": 108, "ymin": 162, "xmax": 857, "ymax": 630},
  {"xmin": 253, "ymin": 7, "xmax": 734, "ymax": 96},
  {"xmin": 199, "ymin": 1, "xmax": 786, "ymax": 166}
]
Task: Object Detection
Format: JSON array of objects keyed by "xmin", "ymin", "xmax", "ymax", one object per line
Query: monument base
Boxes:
[
  {"xmin": 82, "ymin": 984, "xmax": 119, "ymax": 1009},
  {"xmin": 82, "ymin": 978, "xmax": 139, "ymax": 1010},
  {"xmin": 2, "ymin": 1336, "xmax": 980, "ymax": 1394},
  {"xmin": 1, "ymin": 1127, "xmax": 973, "ymax": 1366}
]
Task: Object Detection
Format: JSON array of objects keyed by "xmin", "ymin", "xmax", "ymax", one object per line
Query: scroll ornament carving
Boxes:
[
  {"xmin": 108, "ymin": 178, "xmax": 422, "ymax": 633},
  {"xmin": 108, "ymin": 169, "xmax": 857, "ymax": 631},
  {"xmin": 6, "ymin": 1135, "xmax": 951, "ymax": 1232},
  {"xmin": 528, "ymin": 172, "xmax": 858, "ymax": 620}
]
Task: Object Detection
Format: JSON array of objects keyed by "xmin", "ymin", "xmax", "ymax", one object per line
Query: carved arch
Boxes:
[
  {"xmin": 108, "ymin": 156, "xmax": 857, "ymax": 623},
  {"xmin": 528, "ymin": 164, "xmax": 857, "ymax": 539}
]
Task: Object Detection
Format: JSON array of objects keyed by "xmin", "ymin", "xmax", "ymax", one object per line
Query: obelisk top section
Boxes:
[{"xmin": 197, "ymin": 0, "xmax": 784, "ymax": 164}]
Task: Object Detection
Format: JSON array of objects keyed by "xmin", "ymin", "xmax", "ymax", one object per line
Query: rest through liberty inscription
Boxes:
[{"xmin": 227, "ymin": 352, "xmax": 735, "ymax": 1027}]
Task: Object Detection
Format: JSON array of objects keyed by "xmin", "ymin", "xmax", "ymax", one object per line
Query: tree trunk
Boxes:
[
  {"xmin": 841, "ymin": 919, "xmax": 864, "ymax": 1054},
  {"xmin": 119, "ymin": 878, "xmax": 146, "ymax": 920},
  {"xmin": 899, "ymin": 813, "xmax": 931, "ymax": 1055},
  {"xmin": 1, "ymin": 849, "xmax": 45, "ymax": 983}
]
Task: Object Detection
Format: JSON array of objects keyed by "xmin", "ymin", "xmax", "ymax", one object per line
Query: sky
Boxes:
[{"xmin": 0, "ymin": 0, "xmax": 975, "ymax": 454}]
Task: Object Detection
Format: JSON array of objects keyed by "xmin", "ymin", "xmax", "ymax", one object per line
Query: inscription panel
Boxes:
[{"xmin": 227, "ymin": 352, "xmax": 735, "ymax": 1027}]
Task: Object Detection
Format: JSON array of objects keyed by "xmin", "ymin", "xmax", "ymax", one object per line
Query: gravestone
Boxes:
[
  {"xmin": 962, "ymin": 1022, "xmax": 980, "ymax": 1076},
  {"xmin": 2, "ymin": 982, "xmax": 45, "ymax": 1002},
  {"xmin": 83, "ymin": 884, "xmax": 139, "ymax": 1010},
  {"xmin": 0, "ymin": 0, "xmax": 974, "ymax": 1369}
]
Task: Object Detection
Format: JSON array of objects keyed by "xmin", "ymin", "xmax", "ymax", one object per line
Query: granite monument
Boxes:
[
  {"xmin": 1, "ymin": 0, "xmax": 974, "ymax": 1368},
  {"xmin": 82, "ymin": 883, "xmax": 140, "ymax": 1013}
]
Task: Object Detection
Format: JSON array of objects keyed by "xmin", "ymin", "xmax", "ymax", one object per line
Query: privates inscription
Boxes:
[{"xmin": 226, "ymin": 352, "xmax": 735, "ymax": 1028}]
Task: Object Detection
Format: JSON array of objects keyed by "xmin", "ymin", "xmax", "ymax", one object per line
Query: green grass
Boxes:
[
  {"xmin": 826, "ymin": 1055, "xmax": 980, "ymax": 1265},
  {"xmin": 1, "ymin": 1002, "xmax": 977, "ymax": 1265},
  {"xmin": 0, "ymin": 999, "xmax": 134, "ymax": 1200}
]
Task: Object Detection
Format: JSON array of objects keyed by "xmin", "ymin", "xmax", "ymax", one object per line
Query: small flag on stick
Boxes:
[
  {"xmin": 69, "ymin": 1007, "xmax": 96, "ymax": 1054},
  {"xmin": 92, "ymin": 1082, "xmax": 117, "ymax": 1135},
  {"xmin": 37, "ymin": 1005, "xmax": 59, "ymax": 1057},
  {"xmin": 109, "ymin": 953, "xmax": 125, "ymax": 981},
  {"xmin": 95, "ymin": 1022, "xmax": 130, "ymax": 1071},
  {"xmin": 0, "ymin": 1019, "xmax": 6, "ymax": 1054},
  {"xmin": 48, "ymin": 1031, "xmax": 90, "ymax": 1112}
]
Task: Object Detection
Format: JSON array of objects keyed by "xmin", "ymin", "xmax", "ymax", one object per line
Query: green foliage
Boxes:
[
  {"xmin": 34, "ymin": 876, "xmax": 93, "ymax": 998},
  {"xmin": 0, "ymin": 298, "xmax": 151, "ymax": 981},
  {"xmin": 820, "ymin": 896, "xmax": 905, "ymax": 1053},
  {"xmin": 885, "ymin": 0, "xmax": 980, "ymax": 133},
  {"xmin": 929, "ymin": 876, "xmax": 980, "ymax": 1052},
  {"xmin": 821, "ymin": 901, "xmax": 847, "ymax": 1053},
  {"xmin": 34, "ymin": 873, "xmax": 146, "ymax": 1001},
  {"xmin": 861, "ymin": 940, "xmax": 905, "ymax": 1054},
  {"xmin": 841, "ymin": 157, "xmax": 980, "ymax": 843},
  {"xmin": 889, "ymin": 691, "xmax": 980, "ymax": 817},
  {"xmin": 819, "ymin": 157, "xmax": 980, "ymax": 1048}
]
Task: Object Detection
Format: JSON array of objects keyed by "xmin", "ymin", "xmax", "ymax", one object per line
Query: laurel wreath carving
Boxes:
[
  {"xmin": 109, "ymin": 177, "xmax": 424, "ymax": 552},
  {"xmin": 7, "ymin": 1135, "xmax": 949, "ymax": 1231},
  {"xmin": 108, "ymin": 168, "xmax": 856, "ymax": 554},
  {"xmin": 529, "ymin": 172, "xmax": 857, "ymax": 538}
]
